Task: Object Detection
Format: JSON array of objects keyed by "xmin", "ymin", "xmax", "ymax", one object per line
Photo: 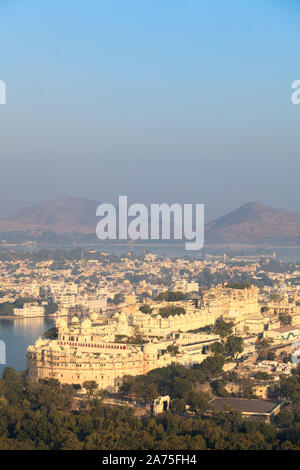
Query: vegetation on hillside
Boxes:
[{"xmin": 1, "ymin": 365, "xmax": 300, "ymax": 449}]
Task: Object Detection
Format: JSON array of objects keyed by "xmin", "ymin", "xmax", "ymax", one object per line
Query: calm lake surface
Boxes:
[
  {"xmin": 0, "ymin": 317, "xmax": 54, "ymax": 376},
  {"xmin": 6, "ymin": 243, "xmax": 300, "ymax": 262}
]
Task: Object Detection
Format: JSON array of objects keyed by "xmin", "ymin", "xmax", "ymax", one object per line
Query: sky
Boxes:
[{"xmin": 0, "ymin": 0, "xmax": 299, "ymax": 221}]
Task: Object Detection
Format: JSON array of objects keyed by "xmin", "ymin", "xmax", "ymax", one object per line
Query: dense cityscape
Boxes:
[
  {"xmin": 1, "ymin": 0, "xmax": 299, "ymax": 457},
  {"xmin": 1, "ymin": 249, "xmax": 300, "ymax": 449}
]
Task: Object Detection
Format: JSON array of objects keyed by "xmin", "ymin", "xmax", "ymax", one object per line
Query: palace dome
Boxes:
[
  {"xmin": 90, "ymin": 312, "xmax": 99, "ymax": 321},
  {"xmin": 81, "ymin": 318, "xmax": 92, "ymax": 328}
]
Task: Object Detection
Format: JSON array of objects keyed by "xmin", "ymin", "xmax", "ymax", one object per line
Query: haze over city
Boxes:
[
  {"xmin": 3, "ymin": 0, "xmax": 300, "ymax": 456},
  {"xmin": 0, "ymin": 0, "xmax": 300, "ymax": 221}
]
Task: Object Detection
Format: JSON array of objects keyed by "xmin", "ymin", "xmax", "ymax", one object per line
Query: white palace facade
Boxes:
[{"xmin": 27, "ymin": 285, "xmax": 260, "ymax": 392}]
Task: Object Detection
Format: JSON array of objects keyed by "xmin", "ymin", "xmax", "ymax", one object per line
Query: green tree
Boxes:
[
  {"xmin": 110, "ymin": 293, "xmax": 125, "ymax": 305},
  {"xmin": 225, "ymin": 336, "xmax": 244, "ymax": 358},
  {"xmin": 13, "ymin": 297, "xmax": 36, "ymax": 308},
  {"xmin": 44, "ymin": 302, "xmax": 58, "ymax": 315},
  {"xmin": 43, "ymin": 327, "xmax": 58, "ymax": 340},
  {"xmin": 270, "ymin": 293, "xmax": 281, "ymax": 302},
  {"xmin": 211, "ymin": 342, "xmax": 226, "ymax": 355},
  {"xmin": 170, "ymin": 398, "xmax": 186, "ymax": 414},
  {"xmin": 127, "ymin": 325, "xmax": 144, "ymax": 344},
  {"xmin": 214, "ymin": 319, "xmax": 234, "ymax": 338},
  {"xmin": 1, "ymin": 367, "xmax": 25, "ymax": 407},
  {"xmin": 0, "ymin": 302, "xmax": 14, "ymax": 316},
  {"xmin": 139, "ymin": 304, "xmax": 153, "ymax": 314},
  {"xmin": 159, "ymin": 306, "xmax": 186, "ymax": 318},
  {"xmin": 186, "ymin": 391, "xmax": 210, "ymax": 412},
  {"xmin": 155, "ymin": 291, "xmax": 185, "ymax": 302},
  {"xmin": 254, "ymin": 371, "xmax": 270, "ymax": 381},
  {"xmin": 279, "ymin": 313, "xmax": 292, "ymax": 326},
  {"xmin": 82, "ymin": 381, "xmax": 98, "ymax": 398},
  {"xmin": 166, "ymin": 345, "xmax": 179, "ymax": 356}
]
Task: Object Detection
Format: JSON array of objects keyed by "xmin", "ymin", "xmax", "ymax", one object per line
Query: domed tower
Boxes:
[
  {"xmin": 143, "ymin": 342, "xmax": 158, "ymax": 373},
  {"xmin": 81, "ymin": 318, "xmax": 92, "ymax": 333},
  {"xmin": 55, "ymin": 318, "xmax": 68, "ymax": 341},
  {"xmin": 77, "ymin": 318, "xmax": 92, "ymax": 344}
]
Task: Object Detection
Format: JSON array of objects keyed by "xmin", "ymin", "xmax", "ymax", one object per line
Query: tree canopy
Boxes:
[{"xmin": 0, "ymin": 366, "xmax": 299, "ymax": 450}]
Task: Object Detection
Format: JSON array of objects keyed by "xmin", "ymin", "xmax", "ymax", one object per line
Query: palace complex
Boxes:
[{"xmin": 27, "ymin": 285, "xmax": 262, "ymax": 391}]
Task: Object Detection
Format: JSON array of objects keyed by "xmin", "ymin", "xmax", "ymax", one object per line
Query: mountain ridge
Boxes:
[
  {"xmin": 2, "ymin": 196, "xmax": 99, "ymax": 233},
  {"xmin": 1, "ymin": 197, "xmax": 300, "ymax": 245},
  {"xmin": 205, "ymin": 201, "xmax": 300, "ymax": 244}
]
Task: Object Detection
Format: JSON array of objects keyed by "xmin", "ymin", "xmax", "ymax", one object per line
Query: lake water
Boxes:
[
  {"xmin": 5, "ymin": 241, "xmax": 300, "ymax": 263},
  {"xmin": 0, "ymin": 317, "xmax": 54, "ymax": 376},
  {"xmin": 96, "ymin": 245, "xmax": 300, "ymax": 263}
]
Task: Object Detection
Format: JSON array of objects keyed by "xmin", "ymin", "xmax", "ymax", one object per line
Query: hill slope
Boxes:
[
  {"xmin": 1, "ymin": 198, "xmax": 300, "ymax": 245},
  {"xmin": 0, "ymin": 196, "xmax": 99, "ymax": 233},
  {"xmin": 205, "ymin": 202, "xmax": 300, "ymax": 244}
]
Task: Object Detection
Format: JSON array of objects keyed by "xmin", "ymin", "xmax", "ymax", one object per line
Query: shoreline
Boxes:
[
  {"xmin": 1, "ymin": 242, "xmax": 300, "ymax": 249},
  {"xmin": 0, "ymin": 315, "xmax": 66, "ymax": 320},
  {"xmin": 0, "ymin": 315, "xmax": 47, "ymax": 320}
]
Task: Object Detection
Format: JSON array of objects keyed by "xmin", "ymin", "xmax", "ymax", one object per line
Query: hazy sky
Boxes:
[{"xmin": 0, "ymin": 0, "xmax": 299, "ymax": 221}]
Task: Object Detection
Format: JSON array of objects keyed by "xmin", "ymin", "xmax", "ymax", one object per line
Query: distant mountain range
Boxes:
[
  {"xmin": 205, "ymin": 202, "xmax": 300, "ymax": 245},
  {"xmin": 0, "ymin": 196, "xmax": 99, "ymax": 233},
  {"xmin": 0, "ymin": 197, "xmax": 300, "ymax": 246}
]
